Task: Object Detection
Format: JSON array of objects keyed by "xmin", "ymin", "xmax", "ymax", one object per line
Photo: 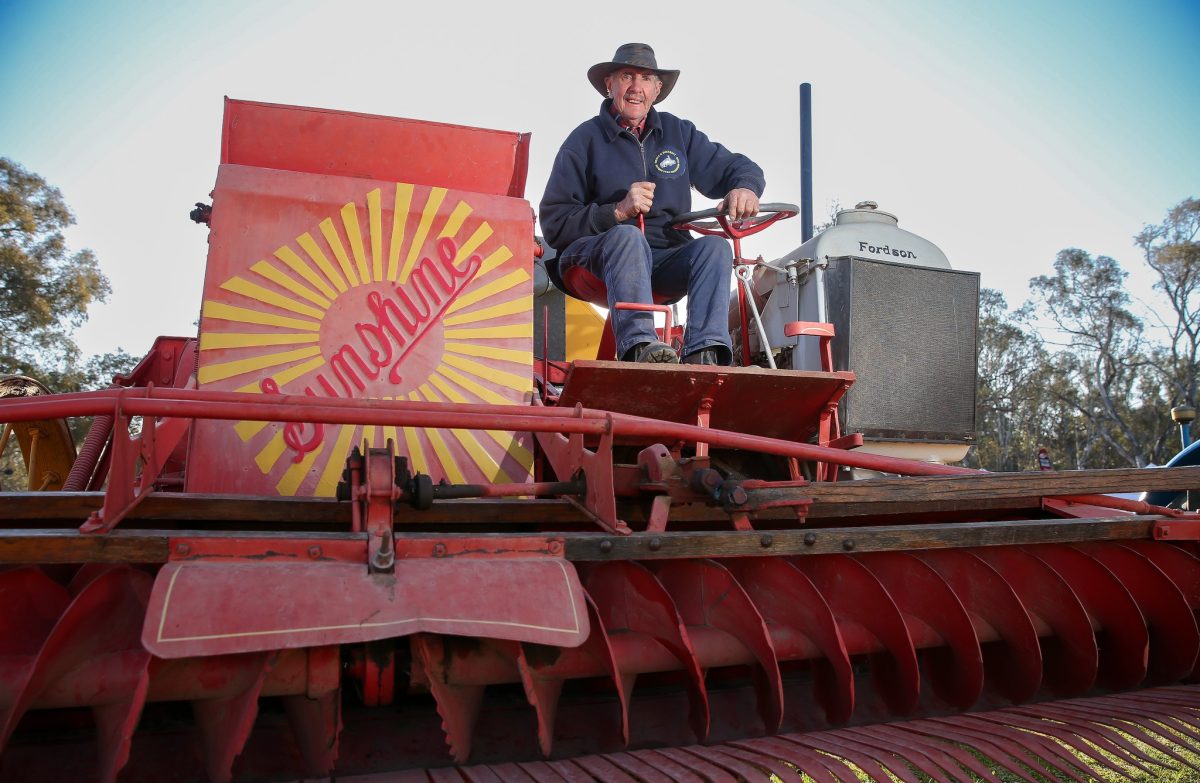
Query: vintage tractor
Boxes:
[{"xmin": 3, "ymin": 98, "xmax": 1200, "ymax": 783}]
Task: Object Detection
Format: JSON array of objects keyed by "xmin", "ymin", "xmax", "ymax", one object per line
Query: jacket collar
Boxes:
[{"xmin": 597, "ymin": 99, "xmax": 659, "ymax": 142}]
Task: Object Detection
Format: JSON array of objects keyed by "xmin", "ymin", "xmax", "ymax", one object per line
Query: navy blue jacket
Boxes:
[{"xmin": 539, "ymin": 100, "xmax": 765, "ymax": 252}]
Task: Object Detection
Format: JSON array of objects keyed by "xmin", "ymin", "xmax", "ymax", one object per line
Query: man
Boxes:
[{"xmin": 539, "ymin": 43, "xmax": 765, "ymax": 365}]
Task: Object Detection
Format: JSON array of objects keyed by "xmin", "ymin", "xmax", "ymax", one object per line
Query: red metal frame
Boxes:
[{"xmin": 4, "ymin": 387, "xmax": 1195, "ymax": 537}]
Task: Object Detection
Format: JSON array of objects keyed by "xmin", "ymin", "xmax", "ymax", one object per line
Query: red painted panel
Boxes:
[
  {"xmin": 142, "ymin": 558, "xmax": 588, "ymax": 658},
  {"xmin": 556, "ymin": 361, "xmax": 853, "ymax": 445},
  {"xmin": 221, "ymin": 98, "xmax": 530, "ymax": 198},
  {"xmin": 187, "ymin": 161, "xmax": 536, "ymax": 495}
]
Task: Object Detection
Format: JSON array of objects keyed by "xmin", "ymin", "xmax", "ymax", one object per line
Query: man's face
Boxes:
[{"xmin": 605, "ymin": 68, "xmax": 662, "ymax": 126}]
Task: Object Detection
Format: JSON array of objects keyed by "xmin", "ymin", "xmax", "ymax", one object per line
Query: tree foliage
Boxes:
[
  {"xmin": 972, "ymin": 198, "xmax": 1200, "ymax": 470},
  {"xmin": 0, "ymin": 157, "xmax": 111, "ymax": 377},
  {"xmin": 969, "ymin": 290, "xmax": 1050, "ymax": 471},
  {"xmin": 1138, "ymin": 198, "xmax": 1200, "ymax": 408},
  {"xmin": 0, "ymin": 159, "xmax": 134, "ymax": 490}
]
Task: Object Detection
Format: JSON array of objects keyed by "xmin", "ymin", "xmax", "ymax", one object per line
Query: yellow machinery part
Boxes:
[
  {"xmin": 563, "ymin": 298, "xmax": 606, "ymax": 362},
  {"xmin": 0, "ymin": 376, "xmax": 76, "ymax": 491}
]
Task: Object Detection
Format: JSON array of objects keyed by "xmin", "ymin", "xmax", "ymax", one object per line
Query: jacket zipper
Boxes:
[
  {"xmin": 622, "ymin": 129, "xmax": 649, "ymax": 179},
  {"xmin": 620, "ymin": 130, "xmax": 650, "ymax": 228}
]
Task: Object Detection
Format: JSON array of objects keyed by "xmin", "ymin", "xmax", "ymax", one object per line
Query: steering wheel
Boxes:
[{"xmin": 672, "ymin": 202, "xmax": 799, "ymax": 240}]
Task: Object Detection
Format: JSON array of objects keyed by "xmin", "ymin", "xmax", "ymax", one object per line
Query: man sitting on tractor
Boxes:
[{"xmin": 539, "ymin": 43, "xmax": 765, "ymax": 366}]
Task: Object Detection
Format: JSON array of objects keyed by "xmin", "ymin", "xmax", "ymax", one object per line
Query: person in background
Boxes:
[{"xmin": 539, "ymin": 43, "xmax": 765, "ymax": 365}]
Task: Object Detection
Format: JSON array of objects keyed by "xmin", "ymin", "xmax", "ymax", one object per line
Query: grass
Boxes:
[{"xmin": 752, "ymin": 719, "xmax": 1200, "ymax": 782}]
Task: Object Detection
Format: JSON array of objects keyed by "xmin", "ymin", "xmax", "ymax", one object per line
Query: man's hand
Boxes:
[
  {"xmin": 614, "ymin": 181, "xmax": 655, "ymax": 222},
  {"xmin": 718, "ymin": 188, "xmax": 760, "ymax": 220}
]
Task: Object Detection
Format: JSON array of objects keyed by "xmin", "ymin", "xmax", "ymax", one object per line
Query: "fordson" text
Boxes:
[{"xmin": 859, "ymin": 241, "xmax": 917, "ymax": 260}]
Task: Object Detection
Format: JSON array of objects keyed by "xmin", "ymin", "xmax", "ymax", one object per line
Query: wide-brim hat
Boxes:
[{"xmin": 587, "ymin": 43, "xmax": 679, "ymax": 104}]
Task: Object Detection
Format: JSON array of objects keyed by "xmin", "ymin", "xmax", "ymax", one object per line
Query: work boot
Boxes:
[
  {"xmin": 624, "ymin": 341, "xmax": 679, "ymax": 363},
  {"xmin": 683, "ymin": 348, "xmax": 721, "ymax": 365}
]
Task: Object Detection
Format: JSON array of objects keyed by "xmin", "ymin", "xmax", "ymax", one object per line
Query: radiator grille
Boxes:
[{"xmin": 825, "ymin": 257, "xmax": 978, "ymax": 441}]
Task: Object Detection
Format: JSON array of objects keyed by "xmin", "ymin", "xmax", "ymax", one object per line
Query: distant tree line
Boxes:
[{"xmin": 969, "ymin": 198, "xmax": 1200, "ymax": 471}]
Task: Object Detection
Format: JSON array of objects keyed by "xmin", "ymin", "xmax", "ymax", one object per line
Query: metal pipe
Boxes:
[
  {"xmin": 3, "ymin": 389, "xmax": 1196, "ymax": 513},
  {"xmin": 1056, "ymin": 493, "xmax": 1187, "ymax": 517},
  {"xmin": 0, "ymin": 388, "xmax": 978, "ymax": 476},
  {"xmin": 10, "ymin": 387, "xmax": 614, "ymax": 421},
  {"xmin": 541, "ymin": 304, "xmax": 550, "ymax": 385},
  {"xmin": 800, "ymin": 82, "xmax": 813, "ymax": 242},
  {"xmin": 430, "ymin": 480, "xmax": 584, "ymax": 500},
  {"xmin": 738, "ymin": 266, "xmax": 776, "ymax": 369},
  {"xmin": 0, "ymin": 396, "xmax": 612, "ymax": 437}
]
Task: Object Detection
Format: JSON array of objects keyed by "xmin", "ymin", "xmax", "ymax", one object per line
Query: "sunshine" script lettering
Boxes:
[{"xmin": 262, "ymin": 236, "xmax": 482, "ymax": 462}]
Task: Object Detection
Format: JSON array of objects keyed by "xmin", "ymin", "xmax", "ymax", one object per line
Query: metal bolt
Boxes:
[
  {"xmin": 691, "ymin": 468, "xmax": 722, "ymax": 495},
  {"xmin": 649, "ymin": 537, "xmax": 662, "ymax": 552},
  {"xmin": 728, "ymin": 486, "xmax": 749, "ymax": 506},
  {"xmin": 803, "ymin": 532, "xmax": 817, "ymax": 546},
  {"xmin": 175, "ymin": 542, "xmax": 190, "ymax": 556},
  {"xmin": 548, "ymin": 540, "xmax": 563, "ymax": 555},
  {"xmin": 433, "ymin": 542, "xmax": 447, "ymax": 557},
  {"xmin": 760, "ymin": 534, "xmax": 774, "ymax": 548},
  {"xmin": 308, "ymin": 546, "xmax": 322, "ymax": 559},
  {"xmin": 599, "ymin": 539, "xmax": 613, "ymax": 554},
  {"xmin": 842, "ymin": 539, "xmax": 856, "ymax": 551}
]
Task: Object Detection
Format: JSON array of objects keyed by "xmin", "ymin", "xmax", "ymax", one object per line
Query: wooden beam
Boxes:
[
  {"xmin": 805, "ymin": 467, "xmax": 1200, "ymax": 504},
  {"xmin": 564, "ymin": 516, "xmax": 1161, "ymax": 561},
  {"xmin": 0, "ymin": 528, "xmax": 170, "ymax": 564},
  {"xmin": 0, "ymin": 528, "xmax": 366, "ymax": 564},
  {"xmin": 796, "ymin": 466, "xmax": 1200, "ymax": 518},
  {"xmin": 0, "ymin": 516, "xmax": 1161, "ymax": 565},
  {"xmin": 0, "ymin": 467, "xmax": 1194, "ymax": 530},
  {"xmin": 0, "ymin": 492, "xmax": 583, "ymax": 527}
]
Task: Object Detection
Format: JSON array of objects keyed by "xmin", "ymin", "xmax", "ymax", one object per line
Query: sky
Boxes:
[{"xmin": 1, "ymin": 0, "xmax": 1198, "ymax": 359}]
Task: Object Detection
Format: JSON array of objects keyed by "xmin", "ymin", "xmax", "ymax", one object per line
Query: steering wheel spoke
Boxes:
[{"xmin": 672, "ymin": 202, "xmax": 798, "ymax": 240}]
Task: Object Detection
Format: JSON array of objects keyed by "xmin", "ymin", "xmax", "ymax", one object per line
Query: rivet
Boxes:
[
  {"xmin": 599, "ymin": 539, "xmax": 613, "ymax": 554},
  {"xmin": 308, "ymin": 545, "xmax": 322, "ymax": 559},
  {"xmin": 549, "ymin": 540, "xmax": 563, "ymax": 554},
  {"xmin": 760, "ymin": 534, "xmax": 774, "ymax": 548},
  {"xmin": 175, "ymin": 542, "xmax": 190, "ymax": 556},
  {"xmin": 842, "ymin": 539, "xmax": 856, "ymax": 551},
  {"xmin": 803, "ymin": 532, "xmax": 817, "ymax": 546},
  {"xmin": 433, "ymin": 542, "xmax": 447, "ymax": 556},
  {"xmin": 649, "ymin": 537, "xmax": 662, "ymax": 551}
]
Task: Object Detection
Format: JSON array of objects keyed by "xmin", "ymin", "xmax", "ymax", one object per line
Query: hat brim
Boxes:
[{"xmin": 587, "ymin": 62, "xmax": 679, "ymax": 104}]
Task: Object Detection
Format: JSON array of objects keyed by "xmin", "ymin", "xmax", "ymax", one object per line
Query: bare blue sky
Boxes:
[{"xmin": 2, "ymin": 0, "xmax": 1197, "ymax": 358}]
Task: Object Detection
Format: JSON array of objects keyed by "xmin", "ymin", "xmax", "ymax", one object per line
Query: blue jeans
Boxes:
[{"xmin": 557, "ymin": 225, "xmax": 733, "ymax": 362}]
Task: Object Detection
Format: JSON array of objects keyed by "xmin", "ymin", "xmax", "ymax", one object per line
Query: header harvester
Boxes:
[{"xmin": 3, "ymin": 97, "xmax": 1200, "ymax": 782}]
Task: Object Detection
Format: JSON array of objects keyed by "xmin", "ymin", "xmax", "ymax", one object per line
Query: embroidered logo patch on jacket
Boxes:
[{"xmin": 654, "ymin": 149, "xmax": 686, "ymax": 178}]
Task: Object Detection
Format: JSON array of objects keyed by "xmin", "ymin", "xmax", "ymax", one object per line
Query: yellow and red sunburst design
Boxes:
[{"xmin": 187, "ymin": 163, "xmax": 535, "ymax": 496}]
